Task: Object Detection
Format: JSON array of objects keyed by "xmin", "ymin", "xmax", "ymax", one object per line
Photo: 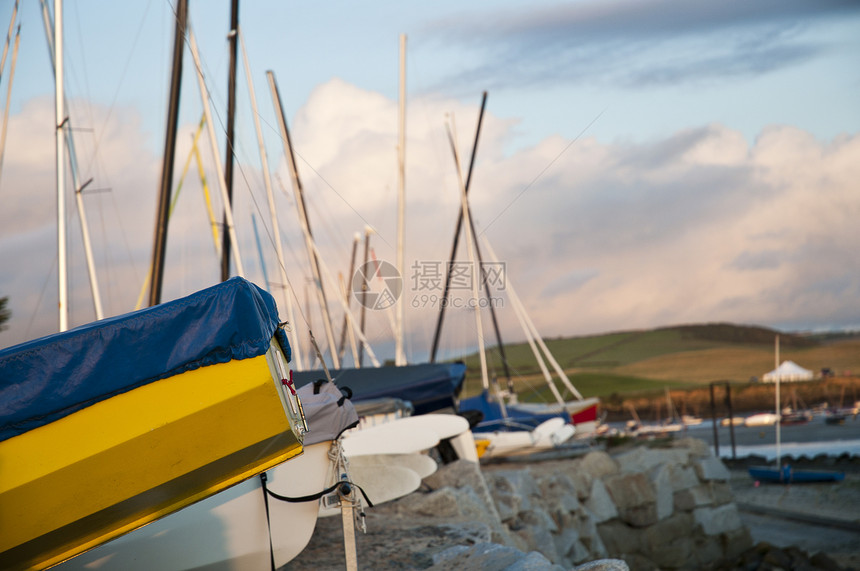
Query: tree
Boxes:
[{"xmin": 0, "ymin": 296, "xmax": 10, "ymax": 331}]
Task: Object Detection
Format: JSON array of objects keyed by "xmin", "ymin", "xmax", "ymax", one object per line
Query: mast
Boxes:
[
  {"xmin": 395, "ymin": 34, "xmax": 407, "ymax": 366},
  {"xmin": 220, "ymin": 0, "xmax": 239, "ymax": 281},
  {"xmin": 188, "ymin": 28, "xmax": 244, "ymax": 277},
  {"xmin": 775, "ymin": 334, "xmax": 781, "ymax": 467},
  {"xmin": 238, "ymin": 26, "xmax": 302, "ymax": 370},
  {"xmin": 267, "ymin": 70, "xmax": 339, "ymax": 368},
  {"xmin": 434, "ymin": 94, "xmax": 513, "ymax": 388},
  {"xmin": 429, "ymin": 92, "xmax": 487, "ymax": 361},
  {"xmin": 447, "ymin": 125, "xmax": 489, "ymax": 393},
  {"xmin": 0, "ymin": 16, "xmax": 19, "ymax": 184},
  {"xmin": 149, "ymin": 0, "xmax": 187, "ymax": 306},
  {"xmin": 0, "ymin": 1, "xmax": 18, "ymax": 86},
  {"xmin": 337, "ymin": 233, "xmax": 360, "ymax": 363},
  {"xmin": 40, "ymin": 2, "xmax": 104, "ymax": 320},
  {"xmin": 54, "ymin": 0, "xmax": 67, "ymax": 330},
  {"xmin": 358, "ymin": 226, "xmax": 371, "ymax": 367}
]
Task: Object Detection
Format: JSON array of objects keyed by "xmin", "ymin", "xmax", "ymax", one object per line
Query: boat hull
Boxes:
[
  {"xmin": 0, "ymin": 347, "xmax": 303, "ymax": 571},
  {"xmin": 748, "ymin": 465, "xmax": 845, "ymax": 484},
  {"xmin": 56, "ymin": 441, "xmax": 332, "ymax": 571},
  {"xmin": 464, "ymin": 394, "xmax": 600, "ymax": 435}
]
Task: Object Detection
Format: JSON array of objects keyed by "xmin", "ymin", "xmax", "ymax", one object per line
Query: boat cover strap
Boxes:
[{"xmin": 264, "ymin": 478, "xmax": 374, "ymax": 508}]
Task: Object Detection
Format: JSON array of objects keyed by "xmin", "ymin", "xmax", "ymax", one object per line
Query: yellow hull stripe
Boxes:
[{"xmin": 0, "ymin": 353, "xmax": 302, "ymax": 570}]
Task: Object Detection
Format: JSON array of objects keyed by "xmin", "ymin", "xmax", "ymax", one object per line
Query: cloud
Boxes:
[
  {"xmin": 2, "ymin": 80, "xmax": 858, "ymax": 366},
  {"xmin": 422, "ymin": 0, "xmax": 859, "ymax": 89}
]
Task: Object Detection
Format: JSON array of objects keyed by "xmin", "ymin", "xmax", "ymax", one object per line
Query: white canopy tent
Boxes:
[{"xmin": 762, "ymin": 360, "xmax": 814, "ymax": 383}]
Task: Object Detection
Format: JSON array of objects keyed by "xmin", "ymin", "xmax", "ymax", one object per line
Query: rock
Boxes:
[
  {"xmin": 596, "ymin": 520, "xmax": 643, "ymax": 558},
  {"xmin": 648, "ymin": 464, "xmax": 674, "ymax": 521},
  {"xmin": 580, "ymin": 450, "xmax": 620, "ymax": 480},
  {"xmin": 572, "ymin": 512, "xmax": 609, "ymax": 560},
  {"xmin": 512, "ymin": 517, "xmax": 562, "ymax": 564},
  {"xmin": 533, "ymin": 471, "xmax": 581, "ymax": 511},
  {"xmin": 691, "ymin": 456, "xmax": 730, "ymax": 482},
  {"xmin": 385, "ymin": 486, "xmax": 514, "ymax": 546},
  {"xmin": 809, "ymin": 551, "xmax": 845, "ymax": 571},
  {"xmin": 425, "ymin": 542, "xmax": 565, "ymax": 571},
  {"xmin": 710, "ymin": 482, "xmax": 733, "ymax": 506},
  {"xmin": 424, "ymin": 459, "xmax": 501, "ymax": 519},
  {"xmin": 289, "ymin": 438, "xmax": 849, "ymax": 570},
  {"xmin": 614, "ymin": 446, "xmax": 690, "ymax": 473},
  {"xmin": 603, "ymin": 472, "xmax": 658, "ymax": 527},
  {"xmin": 486, "ymin": 472, "xmax": 526, "ymax": 522},
  {"xmin": 573, "ymin": 559, "xmax": 630, "ymax": 571},
  {"xmin": 652, "ymin": 462, "xmax": 699, "ymax": 492},
  {"xmin": 640, "ymin": 512, "xmax": 695, "ymax": 568},
  {"xmin": 692, "ymin": 503, "xmax": 743, "ymax": 536},
  {"xmin": 671, "ymin": 437, "xmax": 711, "ymax": 458},
  {"xmin": 690, "ymin": 534, "xmax": 725, "ymax": 568},
  {"xmin": 720, "ymin": 527, "xmax": 754, "ymax": 561},
  {"xmin": 484, "ymin": 469, "xmax": 541, "ymax": 513},
  {"xmin": 674, "ymin": 484, "xmax": 717, "ymax": 511},
  {"xmin": 584, "ymin": 478, "xmax": 619, "ymax": 523},
  {"xmin": 761, "ymin": 543, "xmax": 796, "ymax": 568}
]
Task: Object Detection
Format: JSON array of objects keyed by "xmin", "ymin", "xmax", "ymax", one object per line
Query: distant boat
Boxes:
[
  {"xmin": 293, "ymin": 362, "xmax": 468, "ymax": 416},
  {"xmin": 744, "ymin": 412, "xmax": 780, "ymax": 427},
  {"xmin": 824, "ymin": 409, "xmax": 848, "ymax": 425},
  {"xmin": 621, "ymin": 401, "xmax": 683, "ymax": 437},
  {"xmin": 748, "ymin": 465, "xmax": 845, "ymax": 484},
  {"xmin": 780, "ymin": 388, "xmax": 813, "ymax": 425},
  {"xmin": 473, "ymin": 417, "xmax": 576, "ymax": 459},
  {"xmin": 747, "ymin": 335, "xmax": 845, "ymax": 485},
  {"xmin": 779, "ymin": 409, "xmax": 813, "ymax": 425},
  {"xmin": 681, "ymin": 414, "xmax": 704, "ymax": 426}
]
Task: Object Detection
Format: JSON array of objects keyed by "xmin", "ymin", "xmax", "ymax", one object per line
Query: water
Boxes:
[{"xmin": 609, "ymin": 414, "xmax": 860, "ymax": 461}]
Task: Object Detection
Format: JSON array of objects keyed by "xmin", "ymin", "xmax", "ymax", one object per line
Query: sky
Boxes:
[{"xmin": 1, "ymin": 0, "xmax": 859, "ymax": 370}]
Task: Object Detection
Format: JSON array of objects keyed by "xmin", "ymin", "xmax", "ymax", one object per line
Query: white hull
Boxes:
[
  {"xmin": 745, "ymin": 413, "xmax": 780, "ymax": 427},
  {"xmin": 475, "ymin": 417, "xmax": 576, "ymax": 459},
  {"xmin": 58, "ymin": 414, "xmax": 472, "ymax": 569},
  {"xmin": 57, "ymin": 442, "xmax": 334, "ymax": 570}
]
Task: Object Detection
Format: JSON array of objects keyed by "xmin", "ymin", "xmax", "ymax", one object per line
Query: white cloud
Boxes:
[{"xmin": 1, "ymin": 80, "xmax": 857, "ymax": 366}]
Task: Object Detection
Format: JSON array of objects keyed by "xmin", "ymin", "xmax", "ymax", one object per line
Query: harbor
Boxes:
[{"xmin": 641, "ymin": 413, "xmax": 860, "ymax": 462}]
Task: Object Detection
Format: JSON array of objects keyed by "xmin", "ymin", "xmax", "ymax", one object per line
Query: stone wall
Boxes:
[
  {"xmin": 286, "ymin": 437, "xmax": 755, "ymax": 570},
  {"xmin": 426, "ymin": 437, "xmax": 753, "ymax": 570}
]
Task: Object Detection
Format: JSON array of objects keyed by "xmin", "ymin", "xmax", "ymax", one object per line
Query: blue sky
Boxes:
[{"xmin": 1, "ymin": 0, "xmax": 859, "ymax": 367}]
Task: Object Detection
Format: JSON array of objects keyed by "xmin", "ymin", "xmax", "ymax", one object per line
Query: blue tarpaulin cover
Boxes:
[
  {"xmin": 0, "ymin": 277, "xmax": 287, "ymax": 442},
  {"xmin": 293, "ymin": 362, "xmax": 466, "ymax": 416},
  {"xmin": 459, "ymin": 390, "xmax": 570, "ymax": 432}
]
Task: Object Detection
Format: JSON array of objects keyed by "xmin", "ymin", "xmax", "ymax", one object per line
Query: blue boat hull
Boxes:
[{"xmin": 748, "ymin": 465, "xmax": 845, "ymax": 483}]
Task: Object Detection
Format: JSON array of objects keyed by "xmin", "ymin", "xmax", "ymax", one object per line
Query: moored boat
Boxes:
[
  {"xmin": 744, "ymin": 412, "xmax": 780, "ymax": 427},
  {"xmin": 748, "ymin": 464, "xmax": 845, "ymax": 484},
  {"xmin": 779, "ymin": 409, "xmax": 813, "ymax": 425},
  {"xmin": 55, "ymin": 379, "xmax": 360, "ymax": 570},
  {"xmin": 0, "ymin": 278, "xmax": 307, "ymax": 570}
]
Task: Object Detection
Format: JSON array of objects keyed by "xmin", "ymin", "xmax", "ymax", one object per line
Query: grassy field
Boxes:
[{"xmin": 454, "ymin": 323, "xmax": 860, "ymax": 402}]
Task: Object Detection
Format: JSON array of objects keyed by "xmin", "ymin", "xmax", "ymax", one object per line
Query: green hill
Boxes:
[{"xmin": 453, "ymin": 323, "xmax": 860, "ymax": 402}]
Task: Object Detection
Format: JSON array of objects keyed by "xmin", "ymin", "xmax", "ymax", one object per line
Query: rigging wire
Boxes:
[{"xmin": 178, "ymin": 22, "xmax": 373, "ymax": 367}]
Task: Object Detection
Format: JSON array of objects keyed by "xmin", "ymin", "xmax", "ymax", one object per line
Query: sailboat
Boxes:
[
  {"xmin": 747, "ymin": 335, "xmax": 845, "ymax": 484},
  {"xmin": 0, "ymin": 278, "xmax": 308, "ymax": 570},
  {"xmin": 457, "ymin": 237, "xmax": 600, "ymax": 440},
  {"xmin": 55, "ymin": 377, "xmax": 361, "ymax": 570}
]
